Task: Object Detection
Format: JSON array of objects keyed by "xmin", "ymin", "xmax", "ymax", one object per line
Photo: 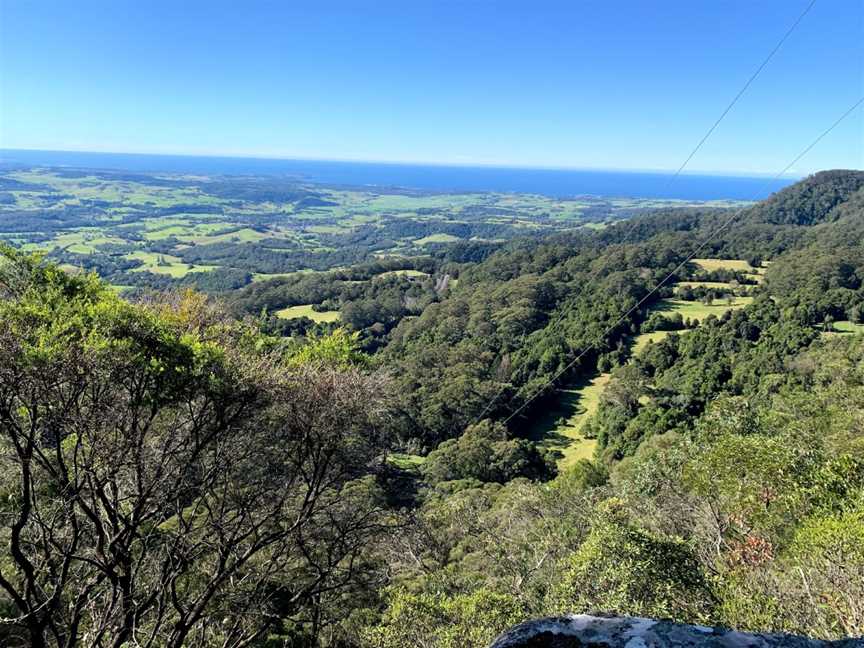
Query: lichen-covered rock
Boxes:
[{"xmin": 489, "ymin": 615, "xmax": 864, "ymax": 648}]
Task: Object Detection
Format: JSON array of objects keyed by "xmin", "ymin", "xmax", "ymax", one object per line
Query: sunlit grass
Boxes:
[
  {"xmin": 652, "ymin": 296, "xmax": 754, "ymax": 322},
  {"xmin": 822, "ymin": 320, "xmax": 864, "ymax": 336},
  {"xmin": 386, "ymin": 453, "xmax": 425, "ymax": 471},
  {"xmin": 691, "ymin": 258, "xmax": 755, "ymax": 272},
  {"xmin": 275, "ymin": 304, "xmax": 340, "ymax": 322},
  {"xmin": 526, "ymin": 373, "xmax": 610, "ymax": 468},
  {"xmin": 630, "ymin": 330, "xmax": 671, "ymax": 355},
  {"xmin": 414, "ymin": 233, "xmax": 461, "ymax": 245},
  {"xmin": 125, "ymin": 251, "xmax": 218, "ymax": 277},
  {"xmin": 376, "ymin": 269, "xmax": 429, "ymax": 278}
]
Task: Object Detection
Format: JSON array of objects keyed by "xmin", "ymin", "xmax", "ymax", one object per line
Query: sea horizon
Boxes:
[{"xmin": 0, "ymin": 147, "xmax": 799, "ymax": 201}]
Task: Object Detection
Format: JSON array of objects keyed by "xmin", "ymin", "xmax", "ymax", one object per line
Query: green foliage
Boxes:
[
  {"xmin": 5, "ymin": 168, "xmax": 864, "ymax": 645},
  {"xmin": 807, "ymin": 453, "xmax": 864, "ymax": 512},
  {"xmin": 746, "ymin": 170, "xmax": 864, "ymax": 226},
  {"xmin": 0, "ymin": 249, "xmax": 393, "ymax": 647},
  {"xmin": 791, "ymin": 501, "xmax": 864, "ymax": 566},
  {"xmin": 382, "ymin": 243, "xmax": 681, "ymax": 446},
  {"xmin": 685, "ymin": 432, "xmax": 807, "ymax": 537},
  {"xmin": 589, "ymin": 298, "xmax": 823, "ymax": 459},
  {"xmin": 715, "ymin": 500, "xmax": 864, "ymax": 638},
  {"xmin": 551, "ymin": 499, "xmax": 714, "ymax": 621},
  {"xmin": 362, "ymin": 587, "xmax": 526, "ymax": 648},
  {"xmin": 642, "ymin": 310, "xmax": 684, "ymax": 332},
  {"xmin": 553, "ymin": 459, "xmax": 609, "ymax": 492},
  {"xmin": 286, "ymin": 327, "xmax": 370, "ymax": 368},
  {"xmin": 422, "ymin": 420, "xmax": 554, "ymax": 484}
]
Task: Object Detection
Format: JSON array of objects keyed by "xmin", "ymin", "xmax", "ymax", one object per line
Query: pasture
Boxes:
[
  {"xmin": 414, "ymin": 233, "xmax": 462, "ymax": 245},
  {"xmin": 652, "ymin": 296, "xmax": 754, "ymax": 322},
  {"xmin": 630, "ymin": 330, "xmax": 672, "ymax": 355},
  {"xmin": 691, "ymin": 258, "xmax": 755, "ymax": 273},
  {"xmin": 376, "ymin": 269, "xmax": 429, "ymax": 278},
  {"xmin": 275, "ymin": 304, "xmax": 341, "ymax": 323},
  {"xmin": 528, "ymin": 373, "xmax": 609, "ymax": 468},
  {"xmin": 0, "ymin": 168, "xmax": 753, "ymax": 293},
  {"xmin": 823, "ymin": 320, "xmax": 864, "ymax": 335}
]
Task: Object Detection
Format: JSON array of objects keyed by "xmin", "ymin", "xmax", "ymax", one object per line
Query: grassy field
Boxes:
[
  {"xmin": 823, "ymin": 320, "xmax": 864, "ymax": 335},
  {"xmin": 690, "ymin": 258, "xmax": 767, "ymax": 284},
  {"xmin": 28, "ymin": 231, "xmax": 128, "ymax": 254},
  {"xmin": 691, "ymin": 258, "xmax": 755, "ymax": 273},
  {"xmin": 126, "ymin": 251, "xmax": 218, "ymax": 278},
  {"xmin": 675, "ymin": 280, "xmax": 739, "ymax": 290},
  {"xmin": 2, "ymin": 168, "xmax": 753, "ymax": 291},
  {"xmin": 629, "ymin": 293, "xmax": 753, "ymax": 357},
  {"xmin": 414, "ymin": 233, "xmax": 462, "ymax": 245},
  {"xmin": 630, "ymin": 330, "xmax": 672, "ymax": 355},
  {"xmin": 386, "ymin": 453, "xmax": 426, "ymax": 471},
  {"xmin": 306, "ymin": 224, "xmax": 348, "ymax": 234},
  {"xmin": 275, "ymin": 304, "xmax": 340, "ymax": 323},
  {"xmin": 652, "ymin": 296, "xmax": 754, "ymax": 321},
  {"xmin": 528, "ymin": 373, "xmax": 609, "ymax": 468},
  {"xmin": 376, "ymin": 269, "xmax": 430, "ymax": 278}
]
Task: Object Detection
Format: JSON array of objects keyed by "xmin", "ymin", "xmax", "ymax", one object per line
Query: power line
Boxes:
[
  {"xmin": 612, "ymin": 0, "xmax": 818, "ymax": 245},
  {"xmin": 469, "ymin": 0, "xmax": 819, "ymax": 427},
  {"xmin": 664, "ymin": 0, "xmax": 818, "ymax": 187},
  {"xmin": 501, "ymin": 95, "xmax": 864, "ymax": 426}
]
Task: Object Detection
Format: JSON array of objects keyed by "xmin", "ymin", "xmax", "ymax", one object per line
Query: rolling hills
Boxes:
[{"xmin": 1, "ymin": 170, "xmax": 863, "ymax": 647}]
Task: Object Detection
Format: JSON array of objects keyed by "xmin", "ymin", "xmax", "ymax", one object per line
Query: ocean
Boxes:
[{"xmin": 0, "ymin": 149, "xmax": 796, "ymax": 201}]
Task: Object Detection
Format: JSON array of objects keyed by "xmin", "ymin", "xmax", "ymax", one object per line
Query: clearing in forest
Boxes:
[
  {"xmin": 650, "ymin": 296, "xmax": 754, "ymax": 322},
  {"xmin": 630, "ymin": 330, "xmax": 672, "ymax": 355},
  {"xmin": 691, "ymin": 257, "xmax": 767, "ymax": 284},
  {"xmin": 536, "ymin": 275, "xmax": 756, "ymax": 470},
  {"xmin": 627, "ymin": 295, "xmax": 754, "ymax": 356},
  {"xmin": 691, "ymin": 258, "xmax": 754, "ymax": 272},
  {"xmin": 414, "ymin": 233, "xmax": 462, "ymax": 245},
  {"xmin": 528, "ymin": 373, "xmax": 610, "ymax": 469},
  {"xmin": 275, "ymin": 304, "xmax": 340, "ymax": 323},
  {"xmin": 386, "ymin": 453, "xmax": 425, "ymax": 471},
  {"xmin": 126, "ymin": 251, "xmax": 218, "ymax": 278},
  {"xmin": 822, "ymin": 320, "xmax": 864, "ymax": 336},
  {"xmin": 376, "ymin": 269, "xmax": 430, "ymax": 278}
]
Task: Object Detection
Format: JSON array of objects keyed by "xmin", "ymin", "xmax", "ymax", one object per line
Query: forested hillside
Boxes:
[{"xmin": 1, "ymin": 171, "xmax": 863, "ymax": 647}]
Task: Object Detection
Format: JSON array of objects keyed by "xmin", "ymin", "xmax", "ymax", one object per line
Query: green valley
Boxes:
[
  {"xmin": 0, "ymin": 166, "xmax": 748, "ymax": 296},
  {"xmin": 2, "ymin": 169, "xmax": 864, "ymax": 647}
]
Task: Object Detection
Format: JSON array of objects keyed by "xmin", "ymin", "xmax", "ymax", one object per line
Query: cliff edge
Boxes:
[{"xmin": 489, "ymin": 615, "xmax": 864, "ymax": 648}]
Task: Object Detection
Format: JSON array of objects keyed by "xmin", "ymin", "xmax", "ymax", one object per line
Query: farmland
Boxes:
[
  {"xmin": 538, "ymin": 258, "xmax": 762, "ymax": 467},
  {"xmin": 0, "ymin": 166, "xmax": 748, "ymax": 294},
  {"xmin": 823, "ymin": 320, "xmax": 864, "ymax": 335},
  {"xmin": 650, "ymin": 296, "xmax": 755, "ymax": 321},
  {"xmin": 275, "ymin": 304, "xmax": 341, "ymax": 323},
  {"xmin": 528, "ymin": 374, "xmax": 609, "ymax": 468}
]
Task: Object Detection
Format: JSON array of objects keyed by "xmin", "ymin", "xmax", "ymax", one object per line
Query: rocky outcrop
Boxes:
[{"xmin": 489, "ymin": 615, "xmax": 864, "ymax": 648}]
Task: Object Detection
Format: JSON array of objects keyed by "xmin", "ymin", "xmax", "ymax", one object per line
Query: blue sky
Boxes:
[{"xmin": 1, "ymin": 0, "xmax": 861, "ymax": 175}]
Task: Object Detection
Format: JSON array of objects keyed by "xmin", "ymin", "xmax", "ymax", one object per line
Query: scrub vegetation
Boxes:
[{"xmin": 2, "ymin": 169, "xmax": 864, "ymax": 647}]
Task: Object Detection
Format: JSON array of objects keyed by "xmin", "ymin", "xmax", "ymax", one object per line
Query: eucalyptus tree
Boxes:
[{"xmin": 0, "ymin": 248, "xmax": 392, "ymax": 647}]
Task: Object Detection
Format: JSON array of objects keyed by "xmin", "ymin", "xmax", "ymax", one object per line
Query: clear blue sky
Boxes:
[{"xmin": 1, "ymin": 0, "xmax": 861, "ymax": 175}]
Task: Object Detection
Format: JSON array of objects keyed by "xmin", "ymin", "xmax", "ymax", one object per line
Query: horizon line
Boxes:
[{"xmin": 0, "ymin": 146, "xmax": 809, "ymax": 180}]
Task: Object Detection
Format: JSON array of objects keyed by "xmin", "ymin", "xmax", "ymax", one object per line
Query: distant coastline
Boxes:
[{"xmin": 0, "ymin": 148, "xmax": 796, "ymax": 201}]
